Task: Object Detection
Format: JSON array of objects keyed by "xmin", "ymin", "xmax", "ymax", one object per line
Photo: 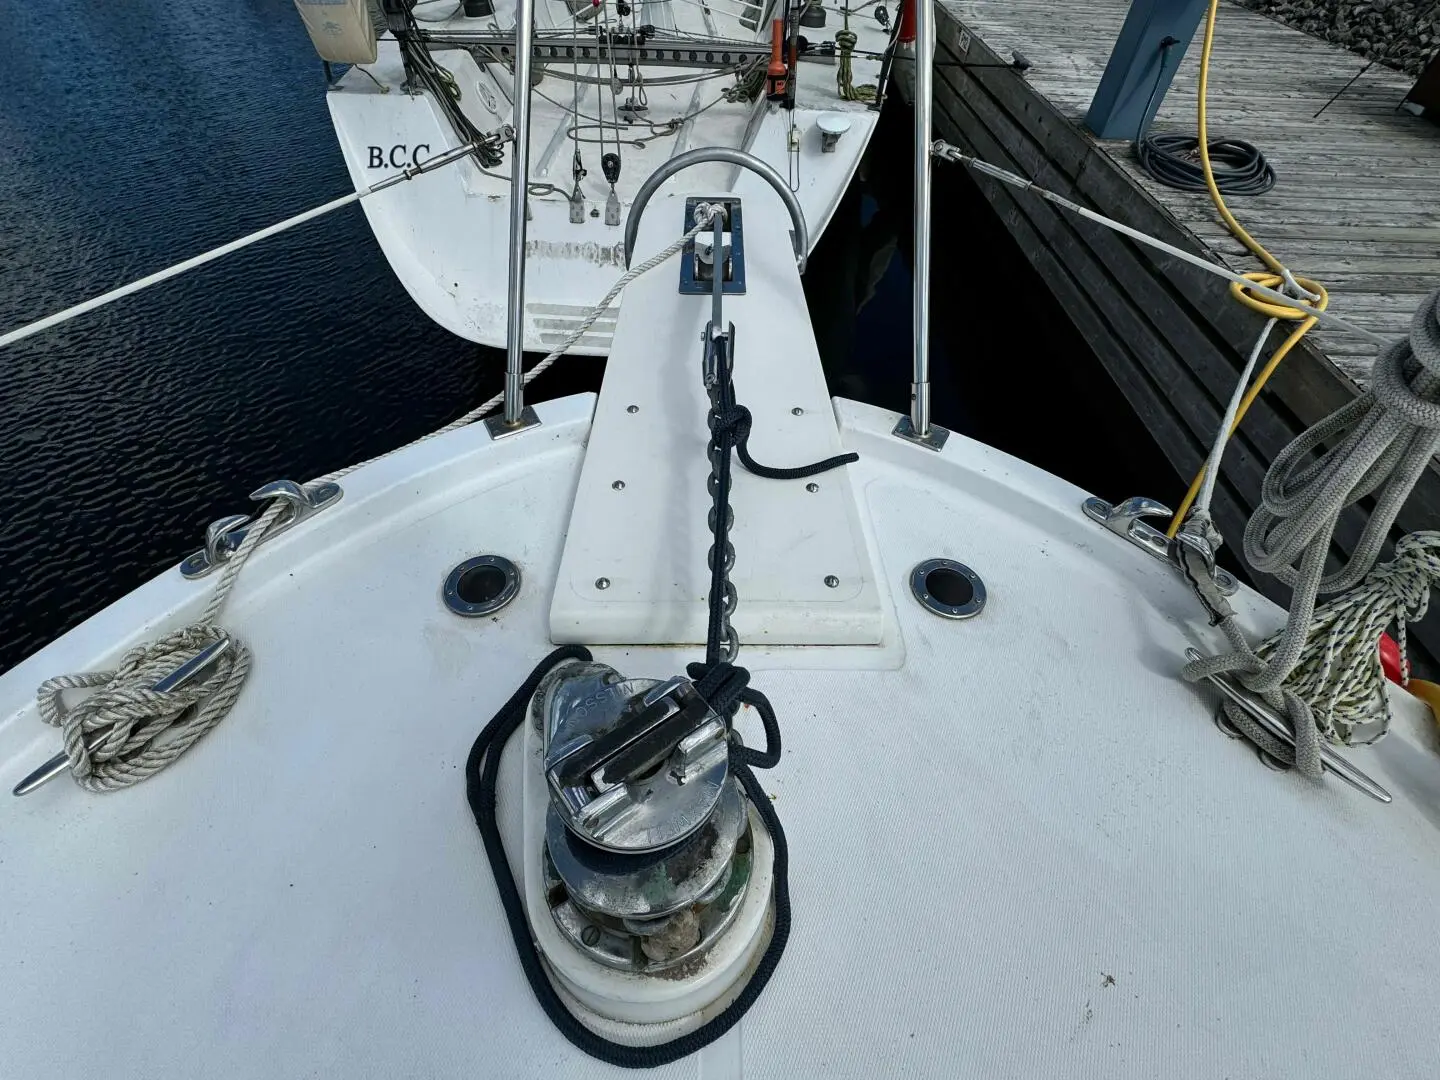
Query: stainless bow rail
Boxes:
[
  {"xmin": 893, "ymin": 0, "xmax": 948, "ymax": 451},
  {"xmin": 622, "ymin": 147, "xmax": 809, "ymax": 273},
  {"xmin": 493, "ymin": 0, "xmax": 542, "ymax": 438}
]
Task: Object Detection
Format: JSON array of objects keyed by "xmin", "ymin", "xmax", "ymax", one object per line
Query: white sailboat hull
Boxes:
[
  {"xmin": 325, "ymin": 6, "xmax": 889, "ymax": 353},
  {"xmin": 7, "ymin": 128, "xmax": 1438, "ymax": 1075}
]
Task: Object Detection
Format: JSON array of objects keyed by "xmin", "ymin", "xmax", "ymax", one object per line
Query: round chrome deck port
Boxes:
[
  {"xmin": 443, "ymin": 554, "xmax": 520, "ymax": 617},
  {"xmin": 910, "ymin": 558, "xmax": 985, "ymax": 620}
]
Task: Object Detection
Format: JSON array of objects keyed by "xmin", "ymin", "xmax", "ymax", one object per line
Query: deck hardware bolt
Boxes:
[
  {"xmin": 806, "ymin": 483, "xmax": 819, "ymax": 493},
  {"xmin": 595, "ymin": 577, "xmax": 611, "ymax": 590},
  {"xmin": 582, "ymin": 925, "xmax": 601, "ymax": 946},
  {"xmin": 626, "ymin": 404, "xmax": 639, "ymax": 414},
  {"xmin": 824, "ymin": 575, "xmax": 839, "ymax": 588},
  {"xmin": 612, "ymin": 480, "xmax": 625, "ymax": 490},
  {"xmin": 791, "ymin": 407, "xmax": 803, "ymax": 416}
]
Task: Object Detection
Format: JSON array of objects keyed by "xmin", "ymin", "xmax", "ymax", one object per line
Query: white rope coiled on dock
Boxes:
[
  {"xmin": 34, "ymin": 217, "xmax": 713, "ymax": 792},
  {"xmin": 1183, "ymin": 287, "xmax": 1440, "ymax": 775}
]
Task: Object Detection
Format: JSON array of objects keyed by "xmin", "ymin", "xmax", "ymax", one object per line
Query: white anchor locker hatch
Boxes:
[{"xmin": 549, "ymin": 190, "xmax": 884, "ymax": 647}]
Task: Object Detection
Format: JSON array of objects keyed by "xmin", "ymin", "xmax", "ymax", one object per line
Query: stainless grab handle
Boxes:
[{"xmin": 622, "ymin": 147, "xmax": 808, "ymax": 272}]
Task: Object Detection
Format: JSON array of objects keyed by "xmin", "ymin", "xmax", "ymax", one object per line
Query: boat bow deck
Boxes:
[{"xmin": 1, "ymin": 392, "xmax": 1438, "ymax": 1077}]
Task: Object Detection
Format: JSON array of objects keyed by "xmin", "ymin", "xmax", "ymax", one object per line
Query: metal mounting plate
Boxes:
[
  {"xmin": 892, "ymin": 415, "xmax": 950, "ymax": 451},
  {"xmin": 678, "ymin": 197, "xmax": 746, "ymax": 295},
  {"xmin": 484, "ymin": 406, "xmax": 542, "ymax": 440}
]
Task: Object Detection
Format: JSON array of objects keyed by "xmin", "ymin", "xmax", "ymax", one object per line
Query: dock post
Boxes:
[{"xmin": 1084, "ymin": 0, "xmax": 1209, "ymax": 141}]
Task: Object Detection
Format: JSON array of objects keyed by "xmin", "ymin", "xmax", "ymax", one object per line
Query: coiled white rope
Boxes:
[
  {"xmin": 1256, "ymin": 532, "xmax": 1440, "ymax": 747},
  {"xmin": 34, "ymin": 218, "xmax": 711, "ymax": 792},
  {"xmin": 1183, "ymin": 287, "xmax": 1440, "ymax": 775}
]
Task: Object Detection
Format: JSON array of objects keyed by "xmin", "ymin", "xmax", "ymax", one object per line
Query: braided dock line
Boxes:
[{"xmin": 1257, "ymin": 532, "xmax": 1440, "ymax": 746}]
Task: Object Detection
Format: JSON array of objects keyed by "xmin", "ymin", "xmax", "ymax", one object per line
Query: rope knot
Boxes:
[
  {"xmin": 686, "ymin": 660, "xmax": 751, "ymax": 719},
  {"xmin": 709, "ymin": 402, "xmax": 750, "ymax": 444},
  {"xmin": 1232, "ymin": 270, "xmax": 1327, "ymax": 321},
  {"xmin": 36, "ymin": 626, "xmax": 249, "ymax": 792},
  {"xmin": 835, "ymin": 23, "xmax": 876, "ymax": 103},
  {"xmin": 1369, "ymin": 291, "xmax": 1440, "ymax": 429},
  {"xmin": 1369, "ymin": 532, "xmax": 1440, "ymax": 626}
]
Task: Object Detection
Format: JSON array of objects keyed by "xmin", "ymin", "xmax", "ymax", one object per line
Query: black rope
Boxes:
[
  {"xmin": 395, "ymin": 11, "xmax": 505, "ymax": 167},
  {"xmin": 724, "ymin": 403, "xmax": 859, "ymax": 481},
  {"xmin": 1133, "ymin": 37, "xmax": 1276, "ymax": 196},
  {"xmin": 466, "ymin": 646, "xmax": 790, "ymax": 1069},
  {"xmin": 1136, "ymin": 132, "xmax": 1276, "ymax": 195},
  {"xmin": 701, "ymin": 341, "xmax": 857, "ymax": 663}
]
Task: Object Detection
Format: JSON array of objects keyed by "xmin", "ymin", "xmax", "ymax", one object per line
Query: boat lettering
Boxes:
[
  {"xmin": 523, "ymin": 239, "xmax": 627, "ymax": 267},
  {"xmin": 367, "ymin": 144, "xmax": 431, "ymax": 169}
]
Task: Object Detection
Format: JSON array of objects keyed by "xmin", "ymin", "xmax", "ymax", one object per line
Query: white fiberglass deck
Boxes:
[
  {"xmin": 327, "ymin": 2, "xmax": 889, "ymax": 352},
  {"xmin": 2, "ymin": 392, "xmax": 1438, "ymax": 1077}
]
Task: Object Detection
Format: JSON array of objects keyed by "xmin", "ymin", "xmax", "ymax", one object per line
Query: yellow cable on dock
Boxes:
[{"xmin": 1164, "ymin": 0, "xmax": 1328, "ymax": 538}]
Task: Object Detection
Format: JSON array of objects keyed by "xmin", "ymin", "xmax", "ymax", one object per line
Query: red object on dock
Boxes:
[{"xmin": 897, "ymin": 0, "xmax": 916, "ymax": 44}]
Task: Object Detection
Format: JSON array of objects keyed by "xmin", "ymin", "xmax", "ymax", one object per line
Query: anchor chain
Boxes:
[
  {"xmin": 697, "ymin": 200, "xmax": 859, "ymax": 665},
  {"xmin": 705, "ymin": 326, "xmax": 741, "ymax": 663}
]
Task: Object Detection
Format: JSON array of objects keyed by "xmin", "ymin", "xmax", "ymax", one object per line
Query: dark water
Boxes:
[{"xmin": 0, "ymin": 1, "xmax": 1175, "ymax": 674}]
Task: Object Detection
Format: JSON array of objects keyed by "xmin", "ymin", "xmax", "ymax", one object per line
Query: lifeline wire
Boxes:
[
  {"xmin": 27, "ymin": 215, "xmax": 712, "ymax": 791},
  {"xmin": 931, "ymin": 144, "xmax": 1380, "ymax": 344},
  {"xmin": 0, "ymin": 142, "xmax": 492, "ymax": 349}
]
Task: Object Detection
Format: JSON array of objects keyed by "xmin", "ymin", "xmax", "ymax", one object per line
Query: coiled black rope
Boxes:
[
  {"xmin": 465, "ymin": 646, "xmax": 790, "ymax": 1069},
  {"xmin": 1137, "ymin": 132, "xmax": 1276, "ymax": 196},
  {"xmin": 1133, "ymin": 37, "xmax": 1276, "ymax": 196}
]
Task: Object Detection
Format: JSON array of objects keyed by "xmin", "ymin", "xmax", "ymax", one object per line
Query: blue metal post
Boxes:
[{"xmin": 1085, "ymin": 0, "xmax": 1209, "ymax": 141}]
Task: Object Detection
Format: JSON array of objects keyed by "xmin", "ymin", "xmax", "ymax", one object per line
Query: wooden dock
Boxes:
[
  {"xmin": 941, "ymin": 0, "xmax": 1439, "ymax": 382},
  {"xmin": 903, "ymin": 0, "xmax": 1440, "ymax": 661}
]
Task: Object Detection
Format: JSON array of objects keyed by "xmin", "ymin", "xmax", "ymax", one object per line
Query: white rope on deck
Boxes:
[{"xmin": 34, "ymin": 213, "xmax": 715, "ymax": 791}]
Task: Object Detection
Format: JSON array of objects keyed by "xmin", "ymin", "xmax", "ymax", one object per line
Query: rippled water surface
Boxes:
[
  {"xmin": 0, "ymin": 1, "xmax": 1155, "ymax": 674},
  {"xmin": 0, "ymin": 1, "xmax": 606, "ymax": 672}
]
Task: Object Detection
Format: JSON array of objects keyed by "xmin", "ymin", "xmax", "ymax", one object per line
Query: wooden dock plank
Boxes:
[
  {"xmin": 923, "ymin": 0, "xmax": 1440, "ymax": 668},
  {"xmin": 924, "ymin": 35, "xmax": 1373, "ymax": 575},
  {"xmin": 939, "ymin": 0, "xmax": 1440, "ymax": 377}
]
